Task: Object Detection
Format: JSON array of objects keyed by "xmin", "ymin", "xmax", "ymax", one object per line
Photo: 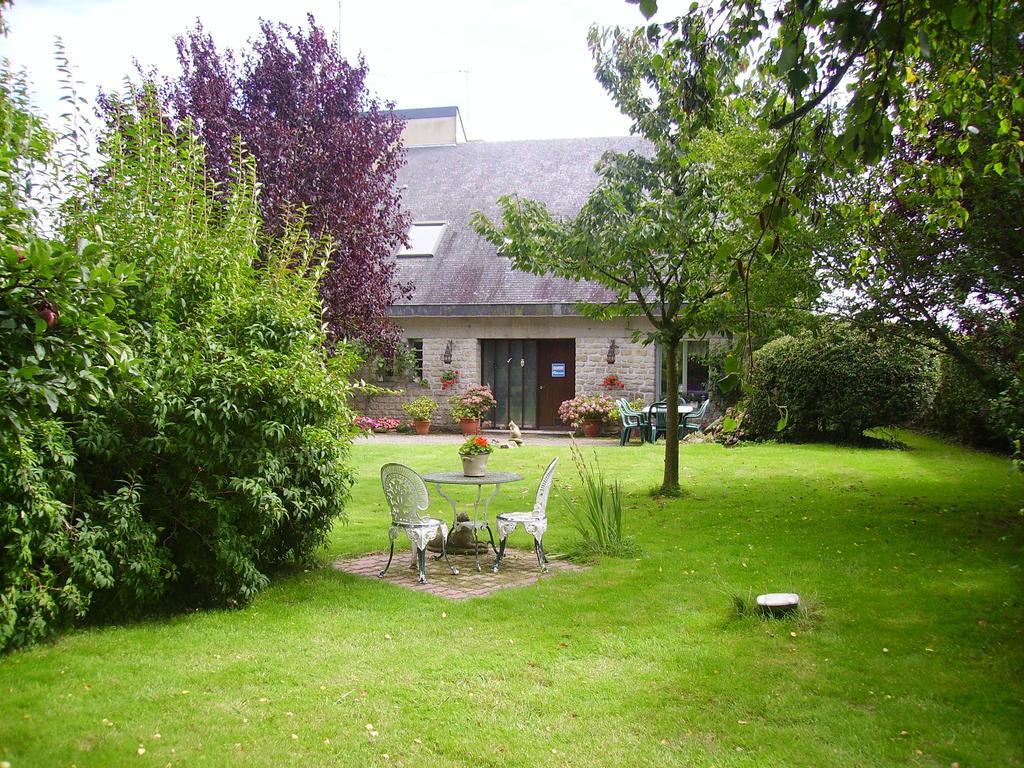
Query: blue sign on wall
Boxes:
[{"xmin": 551, "ymin": 363, "xmax": 566, "ymax": 378}]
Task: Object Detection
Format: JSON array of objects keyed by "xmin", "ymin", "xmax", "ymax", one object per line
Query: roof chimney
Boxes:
[{"xmin": 393, "ymin": 106, "xmax": 467, "ymax": 147}]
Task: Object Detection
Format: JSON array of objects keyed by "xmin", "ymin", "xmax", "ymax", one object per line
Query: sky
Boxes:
[{"xmin": 0, "ymin": 0, "xmax": 669, "ymax": 141}]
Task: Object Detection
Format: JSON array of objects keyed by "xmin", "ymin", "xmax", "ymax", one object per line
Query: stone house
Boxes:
[{"xmin": 358, "ymin": 107, "xmax": 711, "ymax": 429}]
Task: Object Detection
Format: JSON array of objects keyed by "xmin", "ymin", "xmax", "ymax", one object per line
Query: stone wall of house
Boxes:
[
  {"xmin": 574, "ymin": 335, "xmax": 657, "ymax": 403},
  {"xmin": 350, "ymin": 336, "xmax": 481, "ymax": 429},
  {"xmin": 353, "ymin": 314, "xmax": 659, "ymax": 428}
]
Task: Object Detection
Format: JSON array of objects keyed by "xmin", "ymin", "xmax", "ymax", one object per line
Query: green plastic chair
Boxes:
[
  {"xmin": 617, "ymin": 398, "xmax": 649, "ymax": 445},
  {"xmin": 651, "ymin": 398, "xmax": 710, "ymax": 441}
]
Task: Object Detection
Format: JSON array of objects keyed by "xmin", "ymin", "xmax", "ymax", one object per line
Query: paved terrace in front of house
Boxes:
[{"xmin": 354, "ymin": 430, "xmax": 613, "ymax": 446}]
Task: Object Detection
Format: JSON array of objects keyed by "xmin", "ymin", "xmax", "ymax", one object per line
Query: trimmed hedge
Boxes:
[
  {"xmin": 746, "ymin": 326, "xmax": 935, "ymax": 441},
  {"xmin": 928, "ymin": 354, "xmax": 1007, "ymax": 450}
]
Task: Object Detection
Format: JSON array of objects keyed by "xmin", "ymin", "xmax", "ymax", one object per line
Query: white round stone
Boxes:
[{"xmin": 756, "ymin": 592, "xmax": 800, "ymax": 608}]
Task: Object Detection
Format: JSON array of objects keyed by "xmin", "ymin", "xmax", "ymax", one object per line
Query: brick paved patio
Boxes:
[{"xmin": 335, "ymin": 549, "xmax": 585, "ymax": 599}]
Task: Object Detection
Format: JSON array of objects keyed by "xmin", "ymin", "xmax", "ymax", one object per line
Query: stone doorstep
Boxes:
[{"xmin": 334, "ymin": 549, "xmax": 585, "ymax": 600}]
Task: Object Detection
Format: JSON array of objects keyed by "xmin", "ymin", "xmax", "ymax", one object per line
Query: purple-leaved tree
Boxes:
[{"xmin": 167, "ymin": 15, "xmax": 409, "ymax": 353}]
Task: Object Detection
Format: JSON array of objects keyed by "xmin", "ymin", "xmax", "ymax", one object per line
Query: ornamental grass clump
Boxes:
[
  {"xmin": 560, "ymin": 440, "xmax": 637, "ymax": 558},
  {"xmin": 449, "ymin": 385, "xmax": 497, "ymax": 420}
]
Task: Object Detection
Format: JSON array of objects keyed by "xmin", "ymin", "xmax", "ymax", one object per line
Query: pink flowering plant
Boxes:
[
  {"xmin": 448, "ymin": 385, "xmax": 498, "ymax": 420},
  {"xmin": 353, "ymin": 415, "xmax": 400, "ymax": 433},
  {"xmin": 558, "ymin": 394, "xmax": 616, "ymax": 428}
]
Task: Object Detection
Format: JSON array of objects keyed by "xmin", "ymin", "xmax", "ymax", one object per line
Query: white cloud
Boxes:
[{"xmin": 0, "ymin": 0, "xmax": 651, "ymax": 140}]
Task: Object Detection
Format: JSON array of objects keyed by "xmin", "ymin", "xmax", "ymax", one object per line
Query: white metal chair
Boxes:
[
  {"xmin": 493, "ymin": 458, "xmax": 558, "ymax": 574},
  {"xmin": 379, "ymin": 463, "xmax": 458, "ymax": 584}
]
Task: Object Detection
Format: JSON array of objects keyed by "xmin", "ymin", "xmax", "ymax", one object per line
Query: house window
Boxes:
[
  {"xmin": 377, "ymin": 339, "xmax": 422, "ymax": 381},
  {"xmin": 408, "ymin": 339, "xmax": 423, "ymax": 379},
  {"xmin": 685, "ymin": 341, "xmax": 709, "ymax": 398},
  {"xmin": 657, "ymin": 340, "xmax": 710, "ymax": 402},
  {"xmin": 396, "ymin": 222, "xmax": 446, "ymax": 257}
]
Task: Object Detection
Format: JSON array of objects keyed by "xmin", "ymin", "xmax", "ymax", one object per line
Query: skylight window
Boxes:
[{"xmin": 396, "ymin": 222, "xmax": 446, "ymax": 257}]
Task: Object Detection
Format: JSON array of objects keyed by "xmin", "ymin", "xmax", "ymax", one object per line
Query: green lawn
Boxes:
[{"xmin": 1, "ymin": 434, "xmax": 1022, "ymax": 767}]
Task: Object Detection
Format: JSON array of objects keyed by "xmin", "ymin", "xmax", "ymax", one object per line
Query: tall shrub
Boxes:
[
  {"xmin": 166, "ymin": 16, "xmax": 409, "ymax": 354},
  {"xmin": 929, "ymin": 355, "xmax": 1006, "ymax": 450},
  {"xmin": 0, "ymin": 70, "xmax": 136, "ymax": 650},
  {"xmin": 745, "ymin": 326, "xmax": 935, "ymax": 441},
  {"xmin": 63, "ymin": 98, "xmax": 357, "ymax": 612},
  {"xmin": 1, "ymin": 83, "xmax": 358, "ymax": 652}
]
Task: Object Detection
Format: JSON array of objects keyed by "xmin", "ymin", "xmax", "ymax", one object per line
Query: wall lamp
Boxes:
[
  {"xmin": 606, "ymin": 340, "xmax": 618, "ymax": 365},
  {"xmin": 443, "ymin": 339, "xmax": 453, "ymax": 365}
]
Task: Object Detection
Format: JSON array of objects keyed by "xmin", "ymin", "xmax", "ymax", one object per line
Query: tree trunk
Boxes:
[{"xmin": 662, "ymin": 339, "xmax": 681, "ymax": 494}]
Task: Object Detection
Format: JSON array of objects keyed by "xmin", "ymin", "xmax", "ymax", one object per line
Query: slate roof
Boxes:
[{"xmin": 391, "ymin": 136, "xmax": 651, "ymax": 316}]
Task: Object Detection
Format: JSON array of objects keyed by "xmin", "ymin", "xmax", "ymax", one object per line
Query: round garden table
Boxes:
[
  {"xmin": 419, "ymin": 471, "xmax": 524, "ymax": 572},
  {"xmin": 645, "ymin": 402, "xmax": 694, "ymax": 442}
]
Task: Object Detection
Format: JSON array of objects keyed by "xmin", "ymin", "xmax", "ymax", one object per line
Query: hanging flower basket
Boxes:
[
  {"xmin": 601, "ymin": 373, "xmax": 626, "ymax": 390},
  {"xmin": 440, "ymin": 369, "xmax": 460, "ymax": 390}
]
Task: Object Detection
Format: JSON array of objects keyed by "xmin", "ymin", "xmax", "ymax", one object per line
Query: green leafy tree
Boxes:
[
  {"xmin": 474, "ymin": 28, "xmax": 817, "ymax": 492},
  {"xmin": 812, "ymin": 55, "xmax": 1022, "ymax": 459},
  {"xmin": 629, "ymin": 1, "xmax": 1023, "ymax": 217},
  {"xmin": 630, "ymin": 0, "xmax": 1023, "ymax": 465}
]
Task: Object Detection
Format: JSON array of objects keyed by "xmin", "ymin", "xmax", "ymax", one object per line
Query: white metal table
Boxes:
[{"xmin": 419, "ymin": 471, "xmax": 524, "ymax": 572}]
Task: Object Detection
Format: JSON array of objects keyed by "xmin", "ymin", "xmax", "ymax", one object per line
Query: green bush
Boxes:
[
  {"xmin": 0, "ymin": 71, "xmax": 138, "ymax": 650},
  {"xmin": 928, "ymin": 354, "xmax": 1007, "ymax": 450},
  {"xmin": 403, "ymin": 396, "xmax": 438, "ymax": 421},
  {"xmin": 63, "ymin": 100, "xmax": 357, "ymax": 612},
  {"xmin": 745, "ymin": 325, "xmax": 936, "ymax": 441},
  {"xmin": 926, "ymin": 327, "xmax": 1019, "ymax": 456},
  {"xmin": 1, "ymin": 87, "xmax": 357, "ymax": 651},
  {"xmin": 990, "ymin": 356, "xmax": 1024, "ymax": 470}
]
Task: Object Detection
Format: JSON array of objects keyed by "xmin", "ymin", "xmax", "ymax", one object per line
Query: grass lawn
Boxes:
[{"xmin": 1, "ymin": 433, "xmax": 1022, "ymax": 767}]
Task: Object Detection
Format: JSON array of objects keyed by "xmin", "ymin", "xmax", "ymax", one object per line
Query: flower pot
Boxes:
[
  {"xmin": 459, "ymin": 417, "xmax": 481, "ymax": 436},
  {"xmin": 412, "ymin": 419, "xmax": 430, "ymax": 436},
  {"xmin": 461, "ymin": 453, "xmax": 488, "ymax": 477},
  {"xmin": 581, "ymin": 418, "xmax": 604, "ymax": 438}
]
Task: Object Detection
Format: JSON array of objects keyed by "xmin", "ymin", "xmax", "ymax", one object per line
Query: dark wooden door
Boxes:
[{"xmin": 537, "ymin": 339, "xmax": 575, "ymax": 427}]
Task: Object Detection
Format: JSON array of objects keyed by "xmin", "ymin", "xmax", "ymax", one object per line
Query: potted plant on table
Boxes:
[
  {"xmin": 449, "ymin": 385, "xmax": 498, "ymax": 435},
  {"xmin": 403, "ymin": 396, "xmax": 438, "ymax": 435},
  {"xmin": 458, "ymin": 435, "xmax": 494, "ymax": 477},
  {"xmin": 558, "ymin": 393, "xmax": 616, "ymax": 437}
]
